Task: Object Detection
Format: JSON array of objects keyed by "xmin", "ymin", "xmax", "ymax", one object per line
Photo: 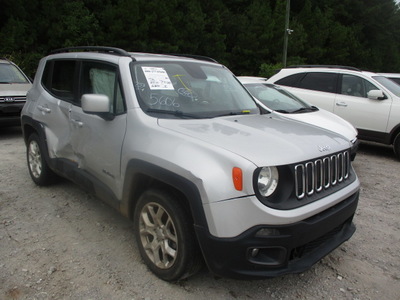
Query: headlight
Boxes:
[{"xmin": 257, "ymin": 166, "xmax": 279, "ymax": 197}]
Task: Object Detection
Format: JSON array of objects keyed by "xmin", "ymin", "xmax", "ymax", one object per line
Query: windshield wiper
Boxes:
[
  {"xmin": 214, "ymin": 111, "xmax": 252, "ymax": 118},
  {"xmin": 145, "ymin": 108, "xmax": 202, "ymax": 119},
  {"xmin": 290, "ymin": 106, "xmax": 319, "ymax": 113}
]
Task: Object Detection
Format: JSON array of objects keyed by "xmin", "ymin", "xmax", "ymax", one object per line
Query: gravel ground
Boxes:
[{"xmin": 1, "ymin": 126, "xmax": 399, "ymax": 300}]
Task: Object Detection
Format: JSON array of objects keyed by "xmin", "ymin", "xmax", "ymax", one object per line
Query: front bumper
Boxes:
[
  {"xmin": 0, "ymin": 102, "xmax": 25, "ymax": 126},
  {"xmin": 195, "ymin": 190, "xmax": 359, "ymax": 279}
]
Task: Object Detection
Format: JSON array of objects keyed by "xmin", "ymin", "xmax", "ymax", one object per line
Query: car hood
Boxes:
[
  {"xmin": 0, "ymin": 83, "xmax": 32, "ymax": 96},
  {"xmin": 158, "ymin": 114, "xmax": 350, "ymax": 166},
  {"xmin": 274, "ymin": 109, "xmax": 358, "ymax": 142}
]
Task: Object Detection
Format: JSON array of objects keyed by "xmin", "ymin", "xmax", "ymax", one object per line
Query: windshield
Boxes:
[
  {"xmin": 131, "ymin": 61, "xmax": 259, "ymax": 118},
  {"xmin": 372, "ymin": 76, "xmax": 400, "ymax": 97},
  {"xmin": 0, "ymin": 63, "xmax": 30, "ymax": 84},
  {"xmin": 244, "ymin": 83, "xmax": 315, "ymax": 113}
]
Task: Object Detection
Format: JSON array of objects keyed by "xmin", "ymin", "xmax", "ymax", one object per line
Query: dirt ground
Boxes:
[{"xmin": 1, "ymin": 126, "xmax": 399, "ymax": 300}]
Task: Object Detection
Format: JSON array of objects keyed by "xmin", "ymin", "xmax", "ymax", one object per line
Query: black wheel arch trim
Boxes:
[
  {"xmin": 21, "ymin": 116, "xmax": 51, "ymax": 165},
  {"xmin": 389, "ymin": 123, "xmax": 400, "ymax": 144},
  {"xmin": 21, "ymin": 115, "xmax": 46, "ymax": 144},
  {"xmin": 120, "ymin": 159, "xmax": 209, "ymax": 231}
]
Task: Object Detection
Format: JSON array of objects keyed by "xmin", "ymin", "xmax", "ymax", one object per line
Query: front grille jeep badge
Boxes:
[{"xmin": 318, "ymin": 145, "xmax": 331, "ymax": 152}]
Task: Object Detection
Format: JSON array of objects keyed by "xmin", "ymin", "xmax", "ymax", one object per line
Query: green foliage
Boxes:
[
  {"xmin": 259, "ymin": 63, "xmax": 284, "ymax": 78},
  {"xmin": 1, "ymin": 0, "xmax": 400, "ymax": 76}
]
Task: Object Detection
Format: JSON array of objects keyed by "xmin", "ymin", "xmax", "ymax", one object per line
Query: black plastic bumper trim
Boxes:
[{"xmin": 195, "ymin": 190, "xmax": 359, "ymax": 279}]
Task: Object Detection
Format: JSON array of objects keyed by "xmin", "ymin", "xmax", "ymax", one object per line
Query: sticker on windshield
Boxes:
[{"xmin": 142, "ymin": 67, "xmax": 174, "ymax": 90}]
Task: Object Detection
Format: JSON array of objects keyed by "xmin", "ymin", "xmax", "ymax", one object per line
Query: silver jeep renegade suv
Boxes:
[{"xmin": 21, "ymin": 47, "xmax": 360, "ymax": 281}]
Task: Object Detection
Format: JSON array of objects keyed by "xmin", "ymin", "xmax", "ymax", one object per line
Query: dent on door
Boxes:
[{"xmin": 38, "ymin": 98, "xmax": 77, "ymax": 162}]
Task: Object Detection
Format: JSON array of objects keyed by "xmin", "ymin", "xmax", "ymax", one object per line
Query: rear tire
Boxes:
[
  {"xmin": 27, "ymin": 133, "xmax": 57, "ymax": 185},
  {"xmin": 134, "ymin": 188, "xmax": 202, "ymax": 281}
]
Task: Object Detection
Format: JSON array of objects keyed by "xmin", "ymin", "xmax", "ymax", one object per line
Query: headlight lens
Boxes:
[{"xmin": 257, "ymin": 166, "xmax": 279, "ymax": 197}]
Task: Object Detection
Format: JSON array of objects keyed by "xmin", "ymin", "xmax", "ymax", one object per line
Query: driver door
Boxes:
[{"xmin": 69, "ymin": 61, "xmax": 127, "ymax": 195}]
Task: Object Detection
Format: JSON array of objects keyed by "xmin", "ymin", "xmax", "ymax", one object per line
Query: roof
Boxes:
[{"xmin": 49, "ymin": 46, "xmax": 218, "ymax": 64}]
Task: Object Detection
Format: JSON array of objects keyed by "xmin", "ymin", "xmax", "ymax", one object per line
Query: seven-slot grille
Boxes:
[{"xmin": 295, "ymin": 151, "xmax": 350, "ymax": 199}]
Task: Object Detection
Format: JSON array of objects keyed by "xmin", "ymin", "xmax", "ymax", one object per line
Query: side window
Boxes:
[
  {"xmin": 340, "ymin": 74, "xmax": 378, "ymax": 98},
  {"xmin": 275, "ymin": 73, "xmax": 305, "ymax": 87},
  {"xmin": 42, "ymin": 60, "xmax": 77, "ymax": 102},
  {"xmin": 298, "ymin": 72, "xmax": 338, "ymax": 93},
  {"xmin": 81, "ymin": 62, "xmax": 125, "ymax": 114}
]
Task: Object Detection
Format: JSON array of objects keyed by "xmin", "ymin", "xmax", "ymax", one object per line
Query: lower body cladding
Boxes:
[{"xmin": 195, "ymin": 190, "xmax": 359, "ymax": 279}]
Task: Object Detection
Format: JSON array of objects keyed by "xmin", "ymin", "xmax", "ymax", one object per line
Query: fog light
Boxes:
[{"xmin": 251, "ymin": 248, "xmax": 260, "ymax": 257}]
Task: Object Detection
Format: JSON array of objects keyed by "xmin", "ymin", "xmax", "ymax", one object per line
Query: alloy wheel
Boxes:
[{"xmin": 139, "ymin": 202, "xmax": 178, "ymax": 269}]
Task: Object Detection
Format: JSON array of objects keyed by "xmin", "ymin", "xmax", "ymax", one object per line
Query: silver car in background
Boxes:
[{"xmin": 0, "ymin": 58, "xmax": 32, "ymax": 126}]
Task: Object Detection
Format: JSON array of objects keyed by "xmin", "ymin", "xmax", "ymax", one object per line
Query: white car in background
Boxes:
[
  {"xmin": 266, "ymin": 66, "xmax": 400, "ymax": 160},
  {"xmin": 378, "ymin": 73, "xmax": 400, "ymax": 85},
  {"xmin": 238, "ymin": 76, "xmax": 359, "ymax": 159}
]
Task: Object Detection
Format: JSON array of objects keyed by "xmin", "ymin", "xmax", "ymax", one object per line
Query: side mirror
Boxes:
[
  {"xmin": 81, "ymin": 94, "xmax": 114, "ymax": 120},
  {"xmin": 367, "ymin": 90, "xmax": 385, "ymax": 100}
]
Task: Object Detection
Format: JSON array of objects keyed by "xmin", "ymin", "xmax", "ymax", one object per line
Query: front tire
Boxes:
[
  {"xmin": 134, "ymin": 188, "xmax": 202, "ymax": 281},
  {"xmin": 27, "ymin": 133, "xmax": 57, "ymax": 185}
]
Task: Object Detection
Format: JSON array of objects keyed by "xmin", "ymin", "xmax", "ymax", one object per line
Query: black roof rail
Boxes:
[
  {"xmin": 167, "ymin": 53, "xmax": 219, "ymax": 63},
  {"xmin": 50, "ymin": 46, "xmax": 131, "ymax": 57},
  {"xmin": 287, "ymin": 65, "xmax": 361, "ymax": 71}
]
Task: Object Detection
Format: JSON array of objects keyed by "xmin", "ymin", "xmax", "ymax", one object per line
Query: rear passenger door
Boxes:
[
  {"xmin": 38, "ymin": 60, "xmax": 77, "ymax": 161},
  {"xmin": 333, "ymin": 74, "xmax": 391, "ymax": 133},
  {"xmin": 276, "ymin": 72, "xmax": 338, "ymax": 112},
  {"xmin": 69, "ymin": 61, "xmax": 127, "ymax": 195}
]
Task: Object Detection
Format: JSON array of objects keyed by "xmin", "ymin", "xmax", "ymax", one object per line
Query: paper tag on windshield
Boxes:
[{"xmin": 142, "ymin": 67, "xmax": 174, "ymax": 90}]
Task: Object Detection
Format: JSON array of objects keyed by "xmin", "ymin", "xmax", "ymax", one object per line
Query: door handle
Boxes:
[
  {"xmin": 71, "ymin": 118, "xmax": 83, "ymax": 127},
  {"xmin": 37, "ymin": 105, "xmax": 51, "ymax": 113},
  {"xmin": 336, "ymin": 102, "xmax": 348, "ymax": 107}
]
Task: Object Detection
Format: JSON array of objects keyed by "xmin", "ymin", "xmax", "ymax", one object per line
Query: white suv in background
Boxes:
[
  {"xmin": 378, "ymin": 73, "xmax": 400, "ymax": 85},
  {"xmin": 267, "ymin": 66, "xmax": 400, "ymax": 159},
  {"xmin": 238, "ymin": 76, "xmax": 358, "ymax": 160}
]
